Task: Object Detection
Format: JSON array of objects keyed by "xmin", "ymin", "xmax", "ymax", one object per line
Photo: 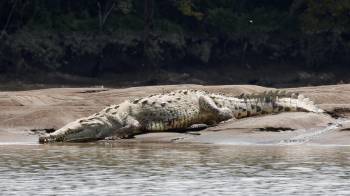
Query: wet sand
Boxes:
[{"xmin": 1, "ymin": 84, "xmax": 350, "ymax": 145}]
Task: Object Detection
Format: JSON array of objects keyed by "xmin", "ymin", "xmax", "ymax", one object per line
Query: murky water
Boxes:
[{"xmin": 0, "ymin": 143, "xmax": 349, "ymax": 195}]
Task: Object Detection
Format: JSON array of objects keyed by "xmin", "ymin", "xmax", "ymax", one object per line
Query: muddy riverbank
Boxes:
[{"xmin": 1, "ymin": 84, "xmax": 350, "ymax": 145}]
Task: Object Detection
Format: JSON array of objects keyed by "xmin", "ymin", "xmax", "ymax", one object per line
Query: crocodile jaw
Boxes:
[
  {"xmin": 39, "ymin": 121, "xmax": 82, "ymax": 143},
  {"xmin": 38, "ymin": 121, "xmax": 109, "ymax": 143}
]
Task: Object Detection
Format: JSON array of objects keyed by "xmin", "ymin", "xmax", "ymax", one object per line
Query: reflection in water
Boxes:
[{"xmin": 0, "ymin": 143, "xmax": 349, "ymax": 195}]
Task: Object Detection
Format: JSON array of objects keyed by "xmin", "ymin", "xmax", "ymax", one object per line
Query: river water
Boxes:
[{"xmin": 0, "ymin": 142, "xmax": 349, "ymax": 195}]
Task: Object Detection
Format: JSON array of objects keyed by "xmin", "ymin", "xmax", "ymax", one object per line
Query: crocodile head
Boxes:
[{"xmin": 38, "ymin": 117, "xmax": 123, "ymax": 143}]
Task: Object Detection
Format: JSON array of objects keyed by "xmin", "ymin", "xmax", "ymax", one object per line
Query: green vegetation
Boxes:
[{"xmin": 0, "ymin": 0, "xmax": 349, "ymax": 77}]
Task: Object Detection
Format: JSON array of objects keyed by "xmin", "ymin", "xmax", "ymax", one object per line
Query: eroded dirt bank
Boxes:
[{"xmin": 1, "ymin": 84, "xmax": 350, "ymax": 145}]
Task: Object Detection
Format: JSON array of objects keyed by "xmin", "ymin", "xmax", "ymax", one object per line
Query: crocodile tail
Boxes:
[
  {"xmin": 276, "ymin": 93, "xmax": 323, "ymax": 113},
  {"xmin": 237, "ymin": 90, "xmax": 323, "ymax": 117}
]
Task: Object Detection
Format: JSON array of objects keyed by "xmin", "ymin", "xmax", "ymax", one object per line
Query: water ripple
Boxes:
[{"xmin": 0, "ymin": 143, "xmax": 349, "ymax": 195}]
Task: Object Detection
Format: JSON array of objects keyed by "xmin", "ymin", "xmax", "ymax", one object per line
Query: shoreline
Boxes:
[{"xmin": 1, "ymin": 84, "xmax": 350, "ymax": 146}]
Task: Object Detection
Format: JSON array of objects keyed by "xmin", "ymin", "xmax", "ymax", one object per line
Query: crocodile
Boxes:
[{"xmin": 38, "ymin": 89, "xmax": 323, "ymax": 143}]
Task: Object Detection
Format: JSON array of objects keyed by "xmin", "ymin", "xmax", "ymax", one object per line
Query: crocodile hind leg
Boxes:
[
  {"xmin": 199, "ymin": 95, "xmax": 234, "ymax": 122},
  {"xmin": 181, "ymin": 124, "xmax": 210, "ymax": 135},
  {"xmin": 172, "ymin": 124, "xmax": 209, "ymax": 133},
  {"xmin": 187, "ymin": 124, "xmax": 209, "ymax": 131}
]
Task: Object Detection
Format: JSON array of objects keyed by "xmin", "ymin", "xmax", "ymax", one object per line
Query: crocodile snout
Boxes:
[{"xmin": 38, "ymin": 134, "xmax": 64, "ymax": 144}]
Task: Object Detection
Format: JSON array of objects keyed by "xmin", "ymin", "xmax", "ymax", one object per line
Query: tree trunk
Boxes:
[
  {"xmin": 143, "ymin": 0, "xmax": 155, "ymax": 67},
  {"xmin": 93, "ymin": 0, "xmax": 116, "ymax": 77},
  {"xmin": 0, "ymin": 0, "xmax": 18, "ymax": 39}
]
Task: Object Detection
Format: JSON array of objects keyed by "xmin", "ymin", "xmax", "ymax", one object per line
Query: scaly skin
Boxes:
[{"xmin": 39, "ymin": 89, "xmax": 323, "ymax": 143}]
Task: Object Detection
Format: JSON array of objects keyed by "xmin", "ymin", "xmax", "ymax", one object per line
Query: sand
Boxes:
[{"xmin": 1, "ymin": 84, "xmax": 350, "ymax": 145}]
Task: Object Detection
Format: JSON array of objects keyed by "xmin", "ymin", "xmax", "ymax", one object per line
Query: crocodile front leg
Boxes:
[{"xmin": 106, "ymin": 116, "xmax": 142, "ymax": 139}]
